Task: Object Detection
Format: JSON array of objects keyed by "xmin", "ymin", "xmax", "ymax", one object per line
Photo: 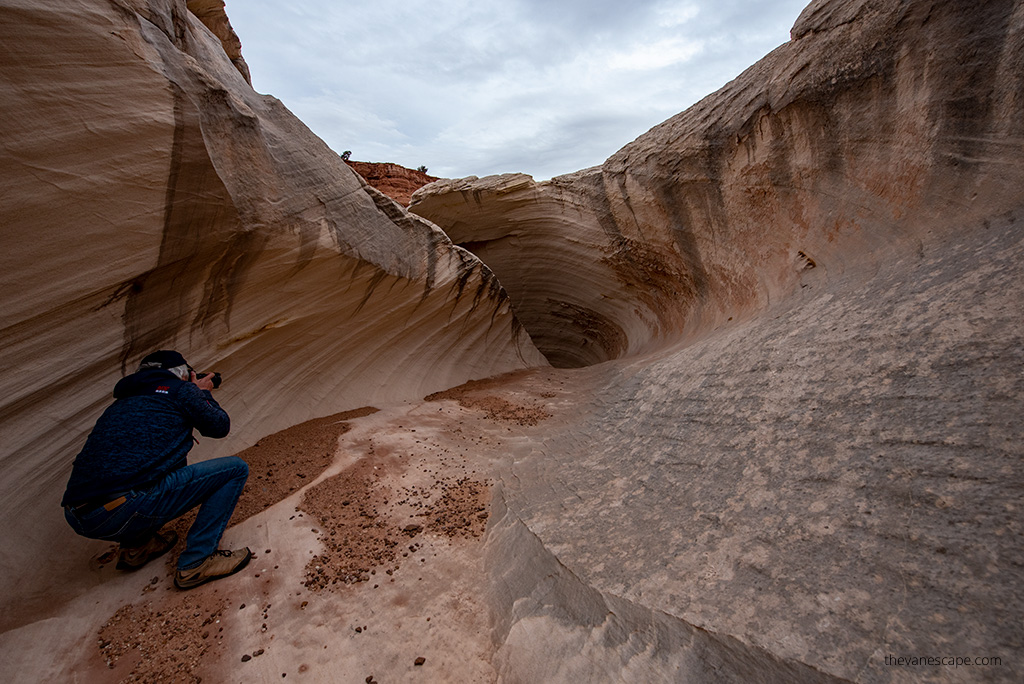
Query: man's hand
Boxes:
[{"xmin": 191, "ymin": 370, "xmax": 216, "ymax": 391}]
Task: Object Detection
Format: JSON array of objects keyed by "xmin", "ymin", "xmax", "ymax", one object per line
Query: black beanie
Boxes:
[{"xmin": 139, "ymin": 350, "xmax": 188, "ymax": 369}]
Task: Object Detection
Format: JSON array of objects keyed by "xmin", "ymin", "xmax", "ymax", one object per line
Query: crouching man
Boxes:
[{"xmin": 62, "ymin": 350, "xmax": 251, "ymax": 589}]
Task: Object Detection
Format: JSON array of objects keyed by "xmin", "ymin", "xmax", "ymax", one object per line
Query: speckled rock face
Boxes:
[{"xmin": 495, "ymin": 213, "xmax": 1024, "ymax": 682}]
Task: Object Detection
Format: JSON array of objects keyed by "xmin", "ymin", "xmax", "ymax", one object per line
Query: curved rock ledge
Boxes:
[
  {"xmin": 0, "ymin": 0, "xmax": 542, "ymax": 610},
  {"xmin": 485, "ymin": 488, "xmax": 846, "ymax": 683},
  {"xmin": 412, "ymin": 0, "xmax": 1024, "ymax": 368}
]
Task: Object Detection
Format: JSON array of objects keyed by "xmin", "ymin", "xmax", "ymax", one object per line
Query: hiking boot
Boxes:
[
  {"xmin": 116, "ymin": 530, "xmax": 179, "ymax": 570},
  {"xmin": 174, "ymin": 548, "xmax": 252, "ymax": 590}
]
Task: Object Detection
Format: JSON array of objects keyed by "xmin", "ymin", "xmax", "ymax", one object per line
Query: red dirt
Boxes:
[
  {"xmin": 231, "ymin": 406, "xmax": 379, "ymax": 522},
  {"xmin": 426, "ymin": 378, "xmax": 552, "ymax": 426},
  {"xmin": 98, "ymin": 591, "xmax": 227, "ymax": 683},
  {"xmin": 299, "ymin": 452, "xmax": 491, "ymax": 592},
  {"xmin": 165, "ymin": 406, "xmax": 379, "ymax": 552}
]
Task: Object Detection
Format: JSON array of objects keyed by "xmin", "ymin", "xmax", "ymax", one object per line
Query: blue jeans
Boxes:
[{"xmin": 64, "ymin": 456, "xmax": 249, "ymax": 570}]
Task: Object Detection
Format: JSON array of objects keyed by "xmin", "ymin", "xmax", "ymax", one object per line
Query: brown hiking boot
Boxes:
[
  {"xmin": 116, "ymin": 530, "xmax": 179, "ymax": 570},
  {"xmin": 174, "ymin": 548, "xmax": 252, "ymax": 590}
]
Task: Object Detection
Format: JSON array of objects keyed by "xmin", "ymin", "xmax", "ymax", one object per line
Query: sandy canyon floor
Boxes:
[
  {"xmin": 2, "ymin": 212, "xmax": 1022, "ymax": 684},
  {"xmin": 2, "ymin": 369, "xmax": 575, "ymax": 683}
]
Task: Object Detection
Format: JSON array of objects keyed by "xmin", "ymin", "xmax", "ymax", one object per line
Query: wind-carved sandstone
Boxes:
[
  {"xmin": 0, "ymin": 0, "xmax": 542, "ymax": 611},
  {"xmin": 413, "ymin": 0, "xmax": 1024, "ymax": 369},
  {"xmin": 409, "ymin": 1, "xmax": 1024, "ymax": 681}
]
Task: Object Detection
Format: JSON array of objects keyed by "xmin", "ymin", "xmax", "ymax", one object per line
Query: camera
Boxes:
[{"xmin": 196, "ymin": 371, "xmax": 222, "ymax": 389}]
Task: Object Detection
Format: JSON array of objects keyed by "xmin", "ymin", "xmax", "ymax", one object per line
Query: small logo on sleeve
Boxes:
[{"xmin": 155, "ymin": 385, "xmax": 170, "ymax": 394}]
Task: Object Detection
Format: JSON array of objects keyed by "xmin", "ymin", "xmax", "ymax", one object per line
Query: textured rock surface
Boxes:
[
  {"xmin": 2, "ymin": 0, "xmax": 1023, "ymax": 683},
  {"xmin": 409, "ymin": 0, "xmax": 1024, "ymax": 680},
  {"xmin": 497, "ymin": 218, "xmax": 1024, "ymax": 682},
  {"xmin": 185, "ymin": 0, "xmax": 251, "ymax": 83},
  {"xmin": 0, "ymin": 0, "xmax": 542, "ymax": 620}
]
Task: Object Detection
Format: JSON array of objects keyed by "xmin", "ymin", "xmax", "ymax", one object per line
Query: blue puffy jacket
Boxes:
[{"xmin": 61, "ymin": 368, "xmax": 230, "ymax": 507}]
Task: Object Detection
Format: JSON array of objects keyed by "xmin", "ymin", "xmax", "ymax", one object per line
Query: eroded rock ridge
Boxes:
[
  {"xmin": 412, "ymin": 0, "xmax": 1024, "ymax": 368},
  {"xmin": 0, "ymin": 0, "xmax": 543, "ymax": 617}
]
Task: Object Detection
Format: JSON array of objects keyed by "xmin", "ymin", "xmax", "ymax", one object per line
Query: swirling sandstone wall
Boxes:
[
  {"xmin": 0, "ymin": 0, "xmax": 542, "ymax": 609},
  {"xmin": 412, "ymin": 0, "xmax": 1024, "ymax": 368},
  {"xmin": 408, "ymin": 1, "xmax": 1024, "ymax": 680}
]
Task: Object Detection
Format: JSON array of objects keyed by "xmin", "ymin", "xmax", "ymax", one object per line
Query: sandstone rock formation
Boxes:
[
  {"xmin": 346, "ymin": 160, "xmax": 439, "ymax": 206},
  {"xmin": 411, "ymin": 0, "xmax": 1024, "ymax": 370},
  {"xmin": 185, "ymin": 0, "xmax": 251, "ymax": 84},
  {"xmin": 409, "ymin": 0, "xmax": 1024, "ymax": 680},
  {"xmin": 0, "ymin": 0, "xmax": 542, "ymax": 621},
  {"xmin": 2, "ymin": 0, "xmax": 1023, "ymax": 683}
]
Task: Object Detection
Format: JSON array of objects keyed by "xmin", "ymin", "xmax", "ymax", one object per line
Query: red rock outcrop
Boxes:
[{"xmin": 346, "ymin": 161, "xmax": 439, "ymax": 206}]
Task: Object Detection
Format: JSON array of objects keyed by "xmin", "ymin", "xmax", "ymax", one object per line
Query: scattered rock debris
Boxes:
[
  {"xmin": 425, "ymin": 372, "xmax": 554, "ymax": 426},
  {"xmin": 300, "ymin": 450, "xmax": 491, "ymax": 591},
  {"xmin": 425, "ymin": 477, "xmax": 491, "ymax": 539},
  {"xmin": 301, "ymin": 458, "xmax": 400, "ymax": 590},
  {"xmin": 98, "ymin": 594, "xmax": 226, "ymax": 683},
  {"xmin": 426, "ymin": 390, "xmax": 551, "ymax": 426}
]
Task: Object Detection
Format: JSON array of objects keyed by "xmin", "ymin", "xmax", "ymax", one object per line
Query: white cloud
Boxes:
[
  {"xmin": 656, "ymin": 2, "xmax": 701, "ymax": 27},
  {"xmin": 226, "ymin": 0, "xmax": 810, "ymax": 180},
  {"xmin": 606, "ymin": 38, "xmax": 705, "ymax": 71}
]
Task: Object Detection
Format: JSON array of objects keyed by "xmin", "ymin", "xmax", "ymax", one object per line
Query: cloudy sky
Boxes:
[{"xmin": 227, "ymin": 0, "xmax": 810, "ymax": 180}]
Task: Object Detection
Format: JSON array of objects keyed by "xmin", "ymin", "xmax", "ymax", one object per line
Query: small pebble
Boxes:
[
  {"xmin": 415, "ymin": 657, "xmax": 426, "ymax": 666},
  {"xmin": 241, "ymin": 654, "xmax": 252, "ymax": 662}
]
